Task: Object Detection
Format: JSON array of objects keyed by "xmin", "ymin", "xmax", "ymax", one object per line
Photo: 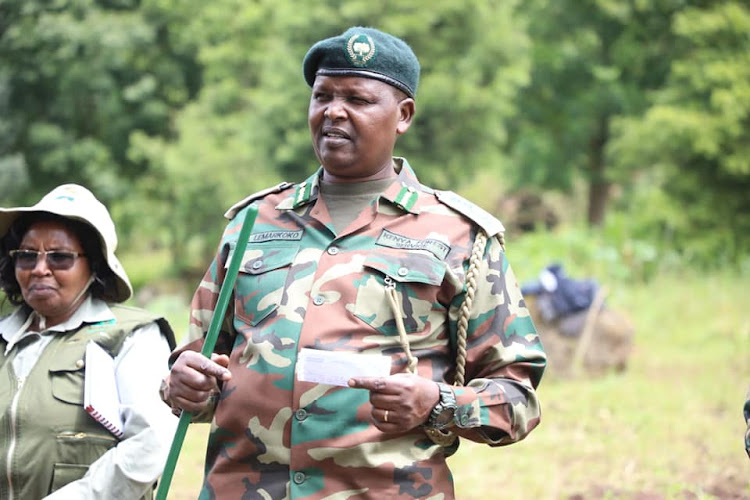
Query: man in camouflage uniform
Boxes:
[{"xmin": 161, "ymin": 26, "xmax": 546, "ymax": 499}]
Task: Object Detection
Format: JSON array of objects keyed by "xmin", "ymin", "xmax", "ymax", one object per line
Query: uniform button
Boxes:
[
  {"xmin": 251, "ymin": 260, "xmax": 263, "ymax": 270},
  {"xmin": 313, "ymin": 295, "xmax": 325, "ymax": 306},
  {"xmin": 295, "ymin": 409, "xmax": 308, "ymax": 421},
  {"xmin": 76, "ymin": 359, "xmax": 84, "ymax": 369},
  {"xmin": 293, "ymin": 471, "xmax": 306, "ymax": 484},
  {"xmin": 398, "ymin": 267, "xmax": 408, "ymax": 277},
  {"xmin": 460, "ymin": 414, "xmax": 469, "ymax": 426},
  {"xmin": 327, "ymin": 246, "xmax": 339, "ymax": 255}
]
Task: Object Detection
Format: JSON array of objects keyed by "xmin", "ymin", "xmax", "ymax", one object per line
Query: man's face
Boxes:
[{"xmin": 308, "ymin": 75, "xmax": 414, "ymax": 180}]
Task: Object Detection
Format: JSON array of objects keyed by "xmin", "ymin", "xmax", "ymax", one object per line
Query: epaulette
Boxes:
[
  {"xmin": 224, "ymin": 182, "xmax": 295, "ymax": 219},
  {"xmin": 434, "ymin": 190, "xmax": 505, "ymax": 237}
]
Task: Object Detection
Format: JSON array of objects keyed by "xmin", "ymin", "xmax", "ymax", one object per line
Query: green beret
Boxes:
[{"xmin": 303, "ymin": 27, "xmax": 420, "ymax": 98}]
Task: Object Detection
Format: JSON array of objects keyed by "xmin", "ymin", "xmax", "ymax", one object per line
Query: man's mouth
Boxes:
[{"xmin": 322, "ymin": 127, "xmax": 351, "ymax": 140}]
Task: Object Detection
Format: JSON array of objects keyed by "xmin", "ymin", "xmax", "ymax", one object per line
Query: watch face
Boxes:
[
  {"xmin": 428, "ymin": 383, "xmax": 457, "ymax": 430},
  {"xmin": 435, "ymin": 408, "xmax": 455, "ymax": 426}
]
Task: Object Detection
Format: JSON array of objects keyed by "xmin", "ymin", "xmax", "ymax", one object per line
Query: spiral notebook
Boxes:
[{"xmin": 84, "ymin": 341, "xmax": 124, "ymax": 439}]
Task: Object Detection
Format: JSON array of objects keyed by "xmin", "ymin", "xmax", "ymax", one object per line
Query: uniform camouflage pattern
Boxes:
[{"xmin": 174, "ymin": 158, "xmax": 546, "ymax": 499}]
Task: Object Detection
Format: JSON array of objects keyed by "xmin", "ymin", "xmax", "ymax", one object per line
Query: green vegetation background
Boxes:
[
  {"xmin": 2, "ymin": 0, "xmax": 749, "ymax": 497},
  {"xmin": 3, "ymin": 0, "xmax": 749, "ymax": 277}
]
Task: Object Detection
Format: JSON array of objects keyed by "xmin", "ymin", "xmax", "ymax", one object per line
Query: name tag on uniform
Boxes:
[
  {"xmin": 376, "ymin": 229, "xmax": 450, "ymax": 260},
  {"xmin": 297, "ymin": 348, "xmax": 391, "ymax": 387}
]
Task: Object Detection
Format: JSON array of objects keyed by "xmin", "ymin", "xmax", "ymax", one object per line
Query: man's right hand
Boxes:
[{"xmin": 163, "ymin": 351, "xmax": 232, "ymax": 414}]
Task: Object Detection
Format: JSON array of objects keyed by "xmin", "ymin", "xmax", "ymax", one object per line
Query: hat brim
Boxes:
[
  {"xmin": 315, "ymin": 68, "xmax": 415, "ymax": 98},
  {"xmin": 0, "ymin": 207, "xmax": 133, "ymax": 303}
]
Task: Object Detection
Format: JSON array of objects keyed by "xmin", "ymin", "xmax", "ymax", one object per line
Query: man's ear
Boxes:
[{"xmin": 396, "ymin": 98, "xmax": 415, "ymax": 135}]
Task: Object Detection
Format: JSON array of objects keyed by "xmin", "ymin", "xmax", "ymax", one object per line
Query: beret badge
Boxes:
[
  {"xmin": 302, "ymin": 26, "xmax": 420, "ymax": 98},
  {"xmin": 346, "ymin": 33, "xmax": 376, "ymax": 67}
]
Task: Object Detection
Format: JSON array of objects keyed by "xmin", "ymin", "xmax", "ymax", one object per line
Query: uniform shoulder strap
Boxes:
[
  {"xmin": 434, "ymin": 190, "xmax": 505, "ymax": 238},
  {"xmin": 224, "ymin": 182, "xmax": 295, "ymax": 220}
]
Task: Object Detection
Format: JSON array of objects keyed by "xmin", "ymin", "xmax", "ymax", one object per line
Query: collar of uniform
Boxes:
[
  {"xmin": 276, "ymin": 169, "xmax": 323, "ymax": 210},
  {"xmin": 0, "ymin": 306, "xmax": 35, "ymax": 350},
  {"xmin": 277, "ymin": 160, "xmax": 425, "ymax": 213},
  {"xmin": 52, "ymin": 296, "xmax": 115, "ymax": 333},
  {"xmin": 1, "ymin": 296, "xmax": 114, "ymax": 351},
  {"xmin": 379, "ymin": 157, "xmax": 423, "ymax": 215},
  {"xmin": 276, "ymin": 157, "xmax": 427, "ymax": 214}
]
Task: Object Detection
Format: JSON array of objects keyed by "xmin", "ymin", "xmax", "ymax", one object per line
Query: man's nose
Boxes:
[{"xmin": 324, "ymin": 98, "xmax": 347, "ymax": 120}]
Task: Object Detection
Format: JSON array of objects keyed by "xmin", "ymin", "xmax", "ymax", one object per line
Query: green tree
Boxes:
[
  {"xmin": 610, "ymin": 1, "xmax": 750, "ymax": 264},
  {"xmin": 0, "ymin": 0, "xmax": 199, "ymax": 207},
  {"xmin": 510, "ymin": 0, "xmax": 682, "ymax": 226}
]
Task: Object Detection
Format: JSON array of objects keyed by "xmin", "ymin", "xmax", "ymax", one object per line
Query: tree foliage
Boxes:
[
  {"xmin": 610, "ymin": 1, "xmax": 750, "ymax": 263},
  {"xmin": 509, "ymin": 0, "xmax": 683, "ymax": 225},
  {"xmin": 0, "ymin": 0, "xmax": 200, "ymax": 206},
  {"xmin": 1, "ymin": 0, "xmax": 748, "ymax": 276}
]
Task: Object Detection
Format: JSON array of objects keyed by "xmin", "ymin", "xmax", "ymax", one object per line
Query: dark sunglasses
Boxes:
[{"xmin": 9, "ymin": 249, "xmax": 86, "ymax": 271}]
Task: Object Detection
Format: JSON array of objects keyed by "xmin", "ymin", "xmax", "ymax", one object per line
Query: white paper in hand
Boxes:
[
  {"xmin": 297, "ymin": 348, "xmax": 391, "ymax": 387},
  {"xmin": 84, "ymin": 341, "xmax": 124, "ymax": 438}
]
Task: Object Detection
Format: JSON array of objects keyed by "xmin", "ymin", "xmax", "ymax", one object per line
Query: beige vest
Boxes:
[{"xmin": 0, "ymin": 304, "xmax": 175, "ymax": 499}]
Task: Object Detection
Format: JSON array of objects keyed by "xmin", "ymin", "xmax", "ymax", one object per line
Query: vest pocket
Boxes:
[
  {"xmin": 49, "ymin": 344, "xmax": 87, "ymax": 405},
  {"xmin": 54, "ymin": 431, "xmax": 117, "ymax": 476},
  {"xmin": 49, "ymin": 463, "xmax": 88, "ymax": 493},
  {"xmin": 354, "ymin": 250, "xmax": 446, "ymax": 335}
]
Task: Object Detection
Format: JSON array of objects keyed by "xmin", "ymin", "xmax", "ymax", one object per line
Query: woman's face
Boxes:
[{"xmin": 15, "ymin": 221, "xmax": 92, "ymax": 327}]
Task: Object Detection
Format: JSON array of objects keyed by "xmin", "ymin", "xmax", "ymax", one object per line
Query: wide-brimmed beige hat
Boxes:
[{"xmin": 0, "ymin": 184, "xmax": 133, "ymax": 302}]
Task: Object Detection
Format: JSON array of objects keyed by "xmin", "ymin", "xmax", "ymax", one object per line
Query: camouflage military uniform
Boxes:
[{"xmin": 176, "ymin": 158, "xmax": 546, "ymax": 499}]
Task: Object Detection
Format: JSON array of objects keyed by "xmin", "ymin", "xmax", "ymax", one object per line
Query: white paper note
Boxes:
[{"xmin": 297, "ymin": 348, "xmax": 391, "ymax": 387}]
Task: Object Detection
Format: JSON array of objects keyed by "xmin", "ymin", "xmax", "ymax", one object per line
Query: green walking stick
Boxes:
[{"xmin": 155, "ymin": 206, "xmax": 258, "ymax": 500}]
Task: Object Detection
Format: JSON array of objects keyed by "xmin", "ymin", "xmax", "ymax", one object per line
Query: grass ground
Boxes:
[{"xmin": 156, "ymin": 272, "xmax": 750, "ymax": 499}]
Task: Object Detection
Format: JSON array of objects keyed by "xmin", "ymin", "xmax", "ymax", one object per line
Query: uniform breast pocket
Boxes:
[
  {"xmin": 232, "ymin": 244, "xmax": 299, "ymax": 326},
  {"xmin": 354, "ymin": 250, "xmax": 446, "ymax": 335}
]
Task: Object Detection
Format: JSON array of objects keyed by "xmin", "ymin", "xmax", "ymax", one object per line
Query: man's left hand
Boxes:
[{"xmin": 348, "ymin": 374, "xmax": 440, "ymax": 433}]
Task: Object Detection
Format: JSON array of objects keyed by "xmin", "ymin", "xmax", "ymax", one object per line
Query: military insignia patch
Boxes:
[{"xmin": 346, "ymin": 33, "xmax": 376, "ymax": 67}]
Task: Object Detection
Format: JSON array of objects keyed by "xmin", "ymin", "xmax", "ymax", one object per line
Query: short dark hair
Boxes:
[{"xmin": 0, "ymin": 212, "xmax": 120, "ymax": 306}]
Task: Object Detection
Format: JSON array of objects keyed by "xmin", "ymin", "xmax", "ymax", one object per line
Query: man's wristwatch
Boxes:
[{"xmin": 426, "ymin": 382, "xmax": 457, "ymax": 430}]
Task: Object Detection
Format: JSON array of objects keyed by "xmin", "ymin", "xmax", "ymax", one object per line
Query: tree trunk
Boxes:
[{"xmin": 587, "ymin": 115, "xmax": 611, "ymax": 227}]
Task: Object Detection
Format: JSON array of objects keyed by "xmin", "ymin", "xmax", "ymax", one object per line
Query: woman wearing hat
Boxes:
[{"xmin": 0, "ymin": 184, "xmax": 177, "ymax": 499}]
